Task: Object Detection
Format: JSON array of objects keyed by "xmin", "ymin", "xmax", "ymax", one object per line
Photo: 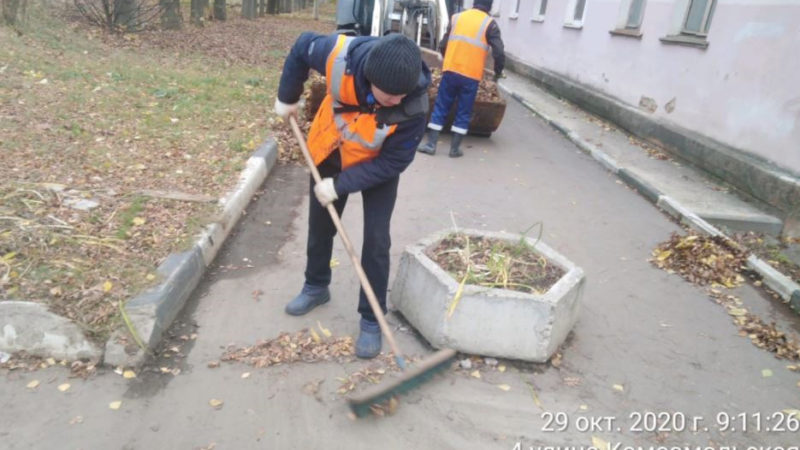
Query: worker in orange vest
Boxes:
[
  {"xmin": 418, "ymin": 0, "xmax": 505, "ymax": 157},
  {"xmin": 274, "ymin": 33, "xmax": 430, "ymax": 359}
]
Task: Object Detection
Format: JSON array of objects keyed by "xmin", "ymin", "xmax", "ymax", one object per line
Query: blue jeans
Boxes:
[
  {"xmin": 429, "ymin": 71, "xmax": 479, "ymax": 135},
  {"xmin": 304, "ymin": 155, "xmax": 398, "ymax": 322}
]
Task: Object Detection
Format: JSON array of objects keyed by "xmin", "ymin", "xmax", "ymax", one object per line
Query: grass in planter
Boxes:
[{"xmin": 426, "ymin": 232, "xmax": 565, "ymax": 296}]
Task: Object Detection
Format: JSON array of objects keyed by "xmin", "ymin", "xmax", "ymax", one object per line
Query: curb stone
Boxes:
[
  {"xmin": 103, "ymin": 139, "xmax": 278, "ymax": 367},
  {"xmin": 500, "ymin": 82, "xmax": 800, "ymax": 314}
]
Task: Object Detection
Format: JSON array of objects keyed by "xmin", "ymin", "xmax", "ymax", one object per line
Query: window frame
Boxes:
[
  {"xmin": 563, "ymin": 0, "xmax": 587, "ymax": 29},
  {"xmin": 681, "ymin": 0, "xmax": 716, "ymax": 37},
  {"xmin": 531, "ymin": 0, "xmax": 548, "ymax": 22},
  {"xmin": 510, "ymin": 0, "xmax": 521, "ymax": 19},
  {"xmin": 609, "ymin": 0, "xmax": 646, "ymax": 38}
]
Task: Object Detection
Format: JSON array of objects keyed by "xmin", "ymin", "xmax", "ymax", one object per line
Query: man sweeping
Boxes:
[
  {"xmin": 273, "ymin": 32, "xmax": 430, "ymax": 359},
  {"xmin": 417, "ymin": 0, "xmax": 505, "ymax": 157}
]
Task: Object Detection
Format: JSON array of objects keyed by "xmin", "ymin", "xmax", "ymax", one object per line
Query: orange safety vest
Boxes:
[
  {"xmin": 307, "ymin": 35, "xmax": 398, "ymax": 169},
  {"xmin": 442, "ymin": 8, "xmax": 493, "ymax": 81}
]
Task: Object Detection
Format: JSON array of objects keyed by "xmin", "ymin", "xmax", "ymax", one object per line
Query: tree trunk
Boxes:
[
  {"xmin": 241, "ymin": 0, "xmax": 255, "ymax": 18},
  {"xmin": 114, "ymin": 0, "xmax": 137, "ymax": 31},
  {"xmin": 266, "ymin": 0, "xmax": 278, "ymax": 15},
  {"xmin": 312, "ymin": 0, "xmax": 317, "ymax": 20},
  {"xmin": 160, "ymin": 0, "xmax": 182, "ymax": 29},
  {"xmin": 213, "ymin": 0, "xmax": 225, "ymax": 20},
  {"xmin": 2, "ymin": 0, "xmax": 21, "ymax": 26},
  {"xmin": 257, "ymin": 0, "xmax": 265, "ymax": 17},
  {"xmin": 190, "ymin": 0, "xmax": 208, "ymax": 25}
]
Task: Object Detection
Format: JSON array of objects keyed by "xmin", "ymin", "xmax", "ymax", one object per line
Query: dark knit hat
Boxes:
[
  {"xmin": 473, "ymin": 0, "xmax": 493, "ymax": 11},
  {"xmin": 364, "ymin": 34, "xmax": 421, "ymax": 96}
]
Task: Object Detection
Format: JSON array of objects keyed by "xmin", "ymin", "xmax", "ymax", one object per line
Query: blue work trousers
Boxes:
[{"xmin": 430, "ymin": 71, "xmax": 479, "ymax": 135}]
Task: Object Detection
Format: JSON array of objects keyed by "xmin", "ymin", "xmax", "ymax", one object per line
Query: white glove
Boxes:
[
  {"xmin": 313, "ymin": 178, "xmax": 338, "ymax": 206},
  {"xmin": 274, "ymin": 98, "xmax": 299, "ymax": 119}
]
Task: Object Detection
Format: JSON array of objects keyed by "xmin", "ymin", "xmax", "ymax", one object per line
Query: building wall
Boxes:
[{"xmin": 491, "ymin": 0, "xmax": 800, "ymax": 173}]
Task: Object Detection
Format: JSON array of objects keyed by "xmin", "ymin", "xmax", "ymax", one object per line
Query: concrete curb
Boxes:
[
  {"xmin": 104, "ymin": 140, "xmax": 278, "ymax": 367},
  {"xmin": 502, "ymin": 84, "xmax": 800, "ymax": 314}
]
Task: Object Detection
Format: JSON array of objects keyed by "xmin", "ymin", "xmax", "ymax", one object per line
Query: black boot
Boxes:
[
  {"xmin": 417, "ymin": 129, "xmax": 439, "ymax": 155},
  {"xmin": 449, "ymin": 133, "xmax": 464, "ymax": 158}
]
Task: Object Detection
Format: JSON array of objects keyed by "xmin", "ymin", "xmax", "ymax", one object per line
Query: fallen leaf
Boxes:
[
  {"xmin": 329, "ymin": 258, "xmax": 339, "ymax": 268},
  {"xmin": 470, "ymin": 370, "xmax": 481, "ymax": 379},
  {"xmin": 103, "ymin": 281, "xmax": 113, "ymax": 292},
  {"xmin": 209, "ymin": 398, "xmax": 224, "ymax": 409},
  {"xmin": 109, "ymin": 401, "xmax": 122, "ymax": 410},
  {"xmin": 69, "ymin": 415, "xmax": 83, "ymax": 425},
  {"xmin": 317, "ymin": 321, "xmax": 332, "ymax": 338},
  {"xmin": 207, "ymin": 361, "xmax": 220, "ymax": 369},
  {"xmin": 241, "ymin": 372, "xmax": 251, "ymax": 379},
  {"xmin": 122, "ymin": 370, "xmax": 136, "ymax": 379},
  {"xmin": 592, "ymin": 436, "xmax": 610, "ymax": 450},
  {"xmin": 26, "ymin": 380, "xmax": 40, "ymax": 389},
  {"xmin": 783, "ymin": 409, "xmax": 800, "ymax": 419},
  {"xmin": 132, "ymin": 217, "xmax": 146, "ymax": 226},
  {"xmin": 580, "ymin": 404, "xmax": 588, "ymax": 411},
  {"xmin": 727, "ymin": 307, "xmax": 748, "ymax": 317},
  {"xmin": 310, "ymin": 328, "xmax": 321, "ymax": 343},
  {"xmin": 498, "ymin": 365, "xmax": 506, "ymax": 372},
  {"xmin": 612, "ymin": 384, "xmax": 624, "ymax": 392},
  {"xmin": 46, "ymin": 357, "xmax": 56, "ymax": 365},
  {"xmin": 762, "ymin": 369, "xmax": 773, "ymax": 377},
  {"xmin": 497, "ymin": 384, "xmax": 511, "ymax": 391},
  {"xmin": 58, "ymin": 383, "xmax": 71, "ymax": 392}
]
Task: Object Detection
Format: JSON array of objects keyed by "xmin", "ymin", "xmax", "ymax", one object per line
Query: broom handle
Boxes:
[{"xmin": 289, "ymin": 116, "xmax": 405, "ymax": 363}]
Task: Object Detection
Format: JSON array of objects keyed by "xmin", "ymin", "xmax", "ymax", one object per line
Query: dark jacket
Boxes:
[
  {"xmin": 439, "ymin": 5, "xmax": 505, "ymax": 76},
  {"xmin": 278, "ymin": 32, "xmax": 431, "ymax": 195}
]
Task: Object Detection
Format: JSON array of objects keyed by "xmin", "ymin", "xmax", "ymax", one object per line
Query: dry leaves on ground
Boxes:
[
  {"xmin": 221, "ymin": 330, "xmax": 355, "ymax": 368},
  {"xmin": 650, "ymin": 232, "xmax": 748, "ymax": 287}
]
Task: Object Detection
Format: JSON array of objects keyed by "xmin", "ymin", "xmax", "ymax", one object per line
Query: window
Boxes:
[
  {"xmin": 510, "ymin": 0, "xmax": 521, "ymax": 19},
  {"xmin": 626, "ymin": 0, "xmax": 645, "ymax": 29},
  {"xmin": 610, "ymin": 0, "xmax": 646, "ymax": 37},
  {"xmin": 682, "ymin": 0, "xmax": 716, "ymax": 36},
  {"xmin": 531, "ymin": 0, "xmax": 547, "ymax": 22},
  {"xmin": 659, "ymin": 0, "xmax": 716, "ymax": 48},
  {"xmin": 564, "ymin": 0, "xmax": 587, "ymax": 28}
]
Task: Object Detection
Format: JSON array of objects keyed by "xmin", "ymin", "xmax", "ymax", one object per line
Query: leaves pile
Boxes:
[
  {"xmin": 336, "ymin": 353, "xmax": 405, "ymax": 395},
  {"xmin": 428, "ymin": 69, "xmax": 503, "ymax": 103},
  {"xmin": 709, "ymin": 290, "xmax": 800, "ymax": 361},
  {"xmin": 650, "ymin": 232, "xmax": 748, "ymax": 287},
  {"xmin": 427, "ymin": 233, "xmax": 564, "ymax": 295},
  {"xmin": 221, "ymin": 330, "xmax": 355, "ymax": 368}
]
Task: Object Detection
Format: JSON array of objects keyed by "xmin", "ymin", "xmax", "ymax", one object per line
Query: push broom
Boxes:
[{"xmin": 289, "ymin": 115, "xmax": 457, "ymax": 417}]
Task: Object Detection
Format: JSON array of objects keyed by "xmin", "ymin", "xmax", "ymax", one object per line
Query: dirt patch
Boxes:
[{"xmin": 426, "ymin": 233, "xmax": 564, "ymax": 295}]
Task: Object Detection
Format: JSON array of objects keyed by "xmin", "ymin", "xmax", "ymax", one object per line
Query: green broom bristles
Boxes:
[{"xmin": 348, "ymin": 348, "xmax": 457, "ymax": 418}]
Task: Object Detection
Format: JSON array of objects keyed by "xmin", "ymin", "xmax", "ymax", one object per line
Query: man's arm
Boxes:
[
  {"xmin": 334, "ymin": 116, "xmax": 427, "ymax": 194},
  {"xmin": 438, "ymin": 20, "xmax": 452, "ymax": 58},
  {"xmin": 277, "ymin": 32, "xmax": 338, "ymax": 105},
  {"xmin": 486, "ymin": 21, "xmax": 505, "ymax": 75}
]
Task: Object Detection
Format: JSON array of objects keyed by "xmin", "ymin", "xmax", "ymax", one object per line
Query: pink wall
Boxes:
[{"xmin": 496, "ymin": 0, "xmax": 800, "ymax": 173}]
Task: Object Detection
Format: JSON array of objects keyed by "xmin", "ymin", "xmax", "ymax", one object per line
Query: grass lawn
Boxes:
[{"xmin": 0, "ymin": 2, "xmax": 334, "ymax": 342}]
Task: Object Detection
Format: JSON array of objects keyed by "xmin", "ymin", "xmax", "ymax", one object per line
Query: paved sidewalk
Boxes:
[{"xmin": 498, "ymin": 72, "xmax": 784, "ymax": 236}]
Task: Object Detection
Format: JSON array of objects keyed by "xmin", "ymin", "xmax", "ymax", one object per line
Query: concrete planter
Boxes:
[{"xmin": 391, "ymin": 229, "xmax": 584, "ymax": 362}]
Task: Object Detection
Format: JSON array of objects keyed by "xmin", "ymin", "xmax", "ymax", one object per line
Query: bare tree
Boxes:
[
  {"xmin": 159, "ymin": 0, "xmax": 181, "ymax": 29},
  {"xmin": 213, "ymin": 0, "xmax": 225, "ymax": 20},
  {"xmin": 241, "ymin": 0, "xmax": 254, "ymax": 18},
  {"xmin": 190, "ymin": 0, "xmax": 208, "ymax": 25},
  {"xmin": 2, "ymin": 0, "xmax": 28, "ymax": 26},
  {"xmin": 74, "ymin": 0, "xmax": 164, "ymax": 32}
]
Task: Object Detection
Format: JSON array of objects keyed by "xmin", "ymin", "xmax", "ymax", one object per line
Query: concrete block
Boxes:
[
  {"xmin": 0, "ymin": 301, "xmax": 102, "ymax": 361},
  {"xmin": 391, "ymin": 229, "xmax": 584, "ymax": 362}
]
